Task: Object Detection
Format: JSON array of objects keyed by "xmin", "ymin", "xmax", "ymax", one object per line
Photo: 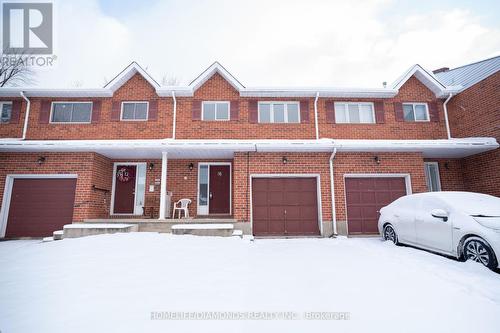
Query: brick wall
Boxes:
[
  {"xmin": 333, "ymin": 152, "xmax": 428, "ymax": 221},
  {"xmin": 1, "ymin": 73, "xmax": 449, "ymax": 141},
  {"xmin": 0, "ymin": 152, "xmax": 112, "ymax": 222},
  {"xmin": 446, "ymin": 71, "xmax": 500, "ymax": 197},
  {"xmin": 22, "ymin": 74, "xmax": 174, "ymax": 140},
  {"xmin": 424, "ymin": 158, "xmax": 465, "ymax": 191},
  {"xmin": 233, "ymin": 152, "xmax": 333, "ymax": 222}
]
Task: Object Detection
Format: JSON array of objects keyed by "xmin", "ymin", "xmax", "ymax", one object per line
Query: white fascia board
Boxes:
[
  {"xmin": 392, "ymin": 64, "xmax": 449, "ymax": 97},
  {"xmin": 104, "ymin": 62, "xmax": 160, "ymax": 92},
  {"xmin": 240, "ymin": 87, "xmax": 398, "ymax": 98},
  {"xmin": 332, "ymin": 138, "xmax": 499, "ymax": 158},
  {"xmin": 0, "ymin": 88, "xmax": 113, "ymax": 98},
  {"xmin": 189, "ymin": 62, "xmax": 245, "ymax": 92},
  {"xmin": 155, "ymin": 87, "xmax": 193, "ymax": 97}
]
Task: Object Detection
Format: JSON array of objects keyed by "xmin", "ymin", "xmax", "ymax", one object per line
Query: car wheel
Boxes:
[
  {"xmin": 383, "ymin": 224, "xmax": 398, "ymax": 245},
  {"xmin": 463, "ymin": 238, "xmax": 498, "ymax": 269}
]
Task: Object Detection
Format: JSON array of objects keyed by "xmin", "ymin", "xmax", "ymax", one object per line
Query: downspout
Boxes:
[
  {"xmin": 314, "ymin": 92, "xmax": 319, "ymax": 140},
  {"xmin": 171, "ymin": 91, "xmax": 177, "ymax": 139},
  {"xmin": 20, "ymin": 91, "xmax": 30, "ymax": 140},
  {"xmin": 443, "ymin": 93, "xmax": 453, "ymax": 139},
  {"xmin": 329, "ymin": 147, "xmax": 337, "ymax": 236}
]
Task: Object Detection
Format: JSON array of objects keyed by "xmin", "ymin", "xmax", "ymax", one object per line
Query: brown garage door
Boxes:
[
  {"xmin": 5, "ymin": 178, "xmax": 77, "ymax": 238},
  {"xmin": 345, "ymin": 177, "xmax": 407, "ymax": 235},
  {"xmin": 252, "ymin": 178, "xmax": 320, "ymax": 236}
]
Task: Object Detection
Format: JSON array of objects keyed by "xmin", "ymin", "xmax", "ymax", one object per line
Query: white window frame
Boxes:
[
  {"xmin": 201, "ymin": 101, "xmax": 230, "ymax": 121},
  {"xmin": 0, "ymin": 101, "xmax": 13, "ymax": 123},
  {"xmin": 334, "ymin": 102, "xmax": 376, "ymax": 124},
  {"xmin": 120, "ymin": 101, "xmax": 149, "ymax": 121},
  {"xmin": 257, "ymin": 101, "xmax": 301, "ymax": 123},
  {"xmin": 50, "ymin": 101, "xmax": 93, "ymax": 124},
  {"xmin": 402, "ymin": 102, "xmax": 430, "ymax": 122},
  {"xmin": 424, "ymin": 162, "xmax": 441, "ymax": 192}
]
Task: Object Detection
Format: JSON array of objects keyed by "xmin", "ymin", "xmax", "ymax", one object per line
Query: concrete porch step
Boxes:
[
  {"xmin": 63, "ymin": 223, "xmax": 138, "ymax": 239},
  {"xmin": 53, "ymin": 230, "xmax": 64, "ymax": 240},
  {"xmin": 83, "ymin": 218, "xmax": 237, "ymax": 224},
  {"xmin": 171, "ymin": 223, "xmax": 235, "ymax": 237}
]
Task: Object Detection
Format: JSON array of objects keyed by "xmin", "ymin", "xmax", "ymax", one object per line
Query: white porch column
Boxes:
[{"xmin": 159, "ymin": 151, "xmax": 168, "ymax": 220}]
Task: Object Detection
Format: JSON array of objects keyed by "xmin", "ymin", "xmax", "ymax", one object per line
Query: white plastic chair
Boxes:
[{"xmin": 172, "ymin": 199, "xmax": 191, "ymax": 219}]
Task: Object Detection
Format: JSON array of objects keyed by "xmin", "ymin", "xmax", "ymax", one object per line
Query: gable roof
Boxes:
[
  {"xmin": 391, "ymin": 64, "xmax": 457, "ymax": 97},
  {"xmin": 188, "ymin": 61, "xmax": 245, "ymax": 92},
  {"xmin": 434, "ymin": 55, "xmax": 500, "ymax": 91},
  {"xmin": 103, "ymin": 61, "xmax": 160, "ymax": 92}
]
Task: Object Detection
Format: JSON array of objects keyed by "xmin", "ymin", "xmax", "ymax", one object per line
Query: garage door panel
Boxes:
[
  {"xmin": 346, "ymin": 177, "xmax": 407, "ymax": 235},
  {"xmin": 252, "ymin": 177, "xmax": 319, "ymax": 236},
  {"xmin": 5, "ymin": 178, "xmax": 77, "ymax": 238}
]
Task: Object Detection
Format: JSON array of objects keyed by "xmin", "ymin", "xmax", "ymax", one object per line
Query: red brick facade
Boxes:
[
  {"xmin": 0, "ymin": 65, "xmax": 497, "ymax": 237},
  {"xmin": 446, "ymin": 71, "xmax": 500, "ymax": 197}
]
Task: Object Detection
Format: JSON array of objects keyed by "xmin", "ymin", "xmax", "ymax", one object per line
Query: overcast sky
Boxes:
[{"xmin": 22, "ymin": 0, "xmax": 500, "ymax": 88}]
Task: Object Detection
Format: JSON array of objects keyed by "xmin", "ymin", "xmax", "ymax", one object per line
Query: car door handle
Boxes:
[{"xmin": 394, "ymin": 214, "xmax": 399, "ymax": 218}]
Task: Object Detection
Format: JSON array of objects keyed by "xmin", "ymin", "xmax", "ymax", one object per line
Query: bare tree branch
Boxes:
[
  {"xmin": 161, "ymin": 74, "xmax": 181, "ymax": 86},
  {"xmin": 0, "ymin": 49, "xmax": 36, "ymax": 87}
]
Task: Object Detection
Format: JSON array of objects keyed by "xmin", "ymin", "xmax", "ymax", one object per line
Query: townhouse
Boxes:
[{"xmin": 0, "ymin": 60, "xmax": 498, "ymax": 238}]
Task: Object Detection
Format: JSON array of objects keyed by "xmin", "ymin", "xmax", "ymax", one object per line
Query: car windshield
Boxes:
[{"xmin": 437, "ymin": 192, "xmax": 500, "ymax": 217}]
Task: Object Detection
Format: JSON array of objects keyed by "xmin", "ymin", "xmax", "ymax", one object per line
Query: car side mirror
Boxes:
[{"xmin": 431, "ymin": 208, "xmax": 448, "ymax": 222}]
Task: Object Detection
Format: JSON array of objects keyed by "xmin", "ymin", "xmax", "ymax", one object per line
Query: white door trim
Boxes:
[
  {"xmin": 197, "ymin": 162, "xmax": 232, "ymax": 215},
  {"xmin": 110, "ymin": 162, "xmax": 147, "ymax": 216},
  {"xmin": 343, "ymin": 173, "xmax": 412, "ymax": 235},
  {"xmin": 0, "ymin": 174, "xmax": 78, "ymax": 238},
  {"xmin": 249, "ymin": 174, "xmax": 323, "ymax": 236}
]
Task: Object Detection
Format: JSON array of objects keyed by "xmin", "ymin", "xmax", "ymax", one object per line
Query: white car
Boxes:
[{"xmin": 378, "ymin": 191, "xmax": 500, "ymax": 269}]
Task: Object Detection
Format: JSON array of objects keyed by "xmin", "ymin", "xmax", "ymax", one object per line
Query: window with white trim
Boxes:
[
  {"xmin": 258, "ymin": 102, "xmax": 300, "ymax": 123},
  {"xmin": 403, "ymin": 103, "xmax": 429, "ymax": 122},
  {"xmin": 334, "ymin": 102, "xmax": 375, "ymax": 124},
  {"xmin": 121, "ymin": 102, "xmax": 148, "ymax": 121},
  {"xmin": 202, "ymin": 101, "xmax": 230, "ymax": 121},
  {"xmin": 1, "ymin": 101, "xmax": 13, "ymax": 123},
  {"xmin": 424, "ymin": 162, "xmax": 441, "ymax": 192},
  {"xmin": 51, "ymin": 102, "xmax": 92, "ymax": 123}
]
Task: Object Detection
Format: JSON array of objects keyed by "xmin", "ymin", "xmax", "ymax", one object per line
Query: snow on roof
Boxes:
[
  {"xmin": 391, "ymin": 64, "xmax": 457, "ymax": 97},
  {"xmin": 189, "ymin": 61, "xmax": 245, "ymax": 92},
  {"xmin": 434, "ymin": 55, "xmax": 500, "ymax": 91},
  {"xmin": 104, "ymin": 61, "xmax": 160, "ymax": 92}
]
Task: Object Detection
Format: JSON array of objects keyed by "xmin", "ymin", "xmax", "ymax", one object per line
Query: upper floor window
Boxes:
[
  {"xmin": 51, "ymin": 102, "xmax": 92, "ymax": 123},
  {"xmin": 121, "ymin": 102, "xmax": 148, "ymax": 121},
  {"xmin": 334, "ymin": 102, "xmax": 375, "ymax": 124},
  {"xmin": 202, "ymin": 101, "xmax": 229, "ymax": 121},
  {"xmin": 403, "ymin": 103, "xmax": 429, "ymax": 122},
  {"xmin": 1, "ymin": 101, "xmax": 12, "ymax": 123},
  {"xmin": 424, "ymin": 162, "xmax": 441, "ymax": 192},
  {"xmin": 258, "ymin": 102, "xmax": 300, "ymax": 123}
]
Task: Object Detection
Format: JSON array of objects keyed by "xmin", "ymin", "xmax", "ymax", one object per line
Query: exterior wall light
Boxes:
[
  {"xmin": 148, "ymin": 162, "xmax": 155, "ymax": 171},
  {"xmin": 37, "ymin": 156, "xmax": 46, "ymax": 165},
  {"xmin": 374, "ymin": 156, "xmax": 381, "ymax": 164},
  {"xmin": 282, "ymin": 157, "xmax": 288, "ymax": 164},
  {"xmin": 188, "ymin": 163, "xmax": 194, "ymax": 171}
]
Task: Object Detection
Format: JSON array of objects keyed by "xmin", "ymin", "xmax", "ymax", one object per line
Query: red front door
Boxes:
[
  {"xmin": 113, "ymin": 165, "xmax": 137, "ymax": 214},
  {"xmin": 209, "ymin": 165, "xmax": 230, "ymax": 214}
]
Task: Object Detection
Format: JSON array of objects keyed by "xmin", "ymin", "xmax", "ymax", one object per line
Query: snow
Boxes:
[
  {"xmin": 0, "ymin": 233, "xmax": 499, "ymax": 333},
  {"xmin": 171, "ymin": 223, "xmax": 234, "ymax": 230},
  {"xmin": 63, "ymin": 223, "xmax": 134, "ymax": 229}
]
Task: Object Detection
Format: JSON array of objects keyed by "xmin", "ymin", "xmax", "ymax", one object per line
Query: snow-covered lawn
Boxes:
[{"xmin": 1, "ymin": 233, "xmax": 499, "ymax": 333}]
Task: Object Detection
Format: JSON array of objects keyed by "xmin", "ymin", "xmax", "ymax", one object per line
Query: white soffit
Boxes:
[{"xmin": 0, "ymin": 138, "xmax": 497, "ymax": 159}]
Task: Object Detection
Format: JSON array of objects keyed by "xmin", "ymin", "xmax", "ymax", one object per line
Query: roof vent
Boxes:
[{"xmin": 433, "ymin": 67, "xmax": 449, "ymax": 74}]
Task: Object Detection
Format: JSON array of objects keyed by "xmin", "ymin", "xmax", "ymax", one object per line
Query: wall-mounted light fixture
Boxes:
[
  {"xmin": 444, "ymin": 162, "xmax": 450, "ymax": 170},
  {"xmin": 148, "ymin": 162, "xmax": 155, "ymax": 171},
  {"xmin": 374, "ymin": 156, "xmax": 381, "ymax": 164},
  {"xmin": 282, "ymin": 156, "xmax": 288, "ymax": 164},
  {"xmin": 37, "ymin": 156, "xmax": 46, "ymax": 165},
  {"xmin": 188, "ymin": 163, "xmax": 194, "ymax": 171}
]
